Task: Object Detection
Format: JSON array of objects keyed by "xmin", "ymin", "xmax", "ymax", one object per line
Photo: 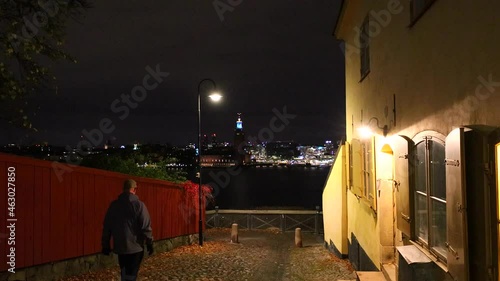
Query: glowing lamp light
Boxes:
[
  {"xmin": 209, "ymin": 93, "xmax": 222, "ymax": 102},
  {"xmin": 358, "ymin": 126, "xmax": 374, "ymax": 139},
  {"xmin": 358, "ymin": 117, "xmax": 389, "ymax": 138}
]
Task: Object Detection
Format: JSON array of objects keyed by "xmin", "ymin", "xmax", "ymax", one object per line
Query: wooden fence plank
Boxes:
[
  {"xmin": 64, "ymin": 170, "xmax": 75, "ymax": 258},
  {"xmin": 50, "ymin": 168, "xmax": 66, "ymax": 262},
  {"xmin": 41, "ymin": 167, "xmax": 51, "ymax": 264},
  {"xmin": 23, "ymin": 165, "xmax": 35, "ymax": 268},
  {"xmin": 14, "ymin": 163, "xmax": 26, "ymax": 269},
  {"xmin": 33, "ymin": 167, "xmax": 44, "ymax": 265},
  {"xmin": 94, "ymin": 175, "xmax": 107, "ymax": 254},
  {"xmin": 160, "ymin": 188, "xmax": 167, "ymax": 238},
  {"xmin": 74, "ymin": 173, "xmax": 85, "ymax": 256},
  {"xmin": 164, "ymin": 189, "xmax": 170, "ymax": 238},
  {"xmin": 83, "ymin": 174, "xmax": 95, "ymax": 255},
  {"xmin": 150, "ymin": 185, "xmax": 158, "ymax": 239}
]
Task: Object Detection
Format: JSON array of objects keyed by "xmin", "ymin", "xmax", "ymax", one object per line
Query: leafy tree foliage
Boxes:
[
  {"xmin": 80, "ymin": 152, "xmax": 187, "ymax": 183},
  {"xmin": 182, "ymin": 181, "xmax": 215, "ymax": 207},
  {"xmin": 0, "ymin": 0, "xmax": 92, "ymax": 128}
]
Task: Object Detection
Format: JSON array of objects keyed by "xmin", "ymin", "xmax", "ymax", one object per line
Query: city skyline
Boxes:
[
  {"xmin": 1, "ymin": 112, "xmax": 339, "ymax": 147},
  {"xmin": 0, "ymin": 135, "xmax": 338, "ymax": 148}
]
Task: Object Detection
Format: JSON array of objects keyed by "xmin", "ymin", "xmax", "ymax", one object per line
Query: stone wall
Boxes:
[{"xmin": 0, "ymin": 234, "xmax": 198, "ymax": 281}]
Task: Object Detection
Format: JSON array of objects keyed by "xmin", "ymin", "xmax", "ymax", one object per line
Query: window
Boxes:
[
  {"xmin": 349, "ymin": 138, "xmax": 376, "ymax": 210},
  {"xmin": 413, "ymin": 137, "xmax": 446, "ymax": 261},
  {"xmin": 360, "ymin": 16, "xmax": 370, "ymax": 80},
  {"xmin": 410, "ymin": 0, "xmax": 436, "ymax": 24}
]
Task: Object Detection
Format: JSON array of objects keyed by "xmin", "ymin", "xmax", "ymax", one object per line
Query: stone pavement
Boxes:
[{"xmin": 60, "ymin": 228, "xmax": 356, "ymax": 281}]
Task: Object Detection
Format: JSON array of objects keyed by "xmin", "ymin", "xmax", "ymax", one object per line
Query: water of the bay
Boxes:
[{"xmin": 190, "ymin": 166, "xmax": 331, "ymax": 210}]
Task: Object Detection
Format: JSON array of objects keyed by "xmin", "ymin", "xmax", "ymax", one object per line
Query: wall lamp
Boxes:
[{"xmin": 358, "ymin": 117, "xmax": 389, "ymax": 138}]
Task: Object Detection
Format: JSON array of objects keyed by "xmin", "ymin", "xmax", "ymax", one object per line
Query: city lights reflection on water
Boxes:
[{"xmin": 191, "ymin": 166, "xmax": 330, "ymax": 210}]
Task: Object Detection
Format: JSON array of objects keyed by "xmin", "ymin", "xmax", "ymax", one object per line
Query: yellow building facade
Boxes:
[{"xmin": 323, "ymin": 0, "xmax": 500, "ymax": 280}]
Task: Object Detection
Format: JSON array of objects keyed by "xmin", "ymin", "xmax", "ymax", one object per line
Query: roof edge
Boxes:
[{"xmin": 332, "ymin": 0, "xmax": 346, "ymax": 39}]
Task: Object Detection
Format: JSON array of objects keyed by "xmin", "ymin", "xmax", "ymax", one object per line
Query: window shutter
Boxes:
[
  {"xmin": 351, "ymin": 139, "xmax": 363, "ymax": 197},
  {"xmin": 367, "ymin": 137, "xmax": 376, "ymax": 210},
  {"xmin": 345, "ymin": 141, "xmax": 351, "ymax": 190},
  {"xmin": 393, "ymin": 135, "xmax": 414, "ymax": 238},
  {"xmin": 445, "ymin": 128, "xmax": 468, "ymax": 281}
]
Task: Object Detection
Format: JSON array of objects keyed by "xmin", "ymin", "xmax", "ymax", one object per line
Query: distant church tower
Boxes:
[{"xmin": 233, "ymin": 113, "xmax": 245, "ymax": 165}]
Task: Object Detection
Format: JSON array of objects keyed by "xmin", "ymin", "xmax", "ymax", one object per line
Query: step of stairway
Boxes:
[
  {"xmin": 356, "ymin": 271, "xmax": 387, "ymax": 281},
  {"xmin": 381, "ymin": 263, "xmax": 396, "ymax": 281}
]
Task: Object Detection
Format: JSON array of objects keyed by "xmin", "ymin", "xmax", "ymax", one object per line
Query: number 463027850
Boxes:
[{"xmin": 7, "ymin": 167, "xmax": 16, "ymax": 216}]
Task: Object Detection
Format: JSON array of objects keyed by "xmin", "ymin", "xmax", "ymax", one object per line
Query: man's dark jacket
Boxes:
[{"xmin": 101, "ymin": 192, "xmax": 153, "ymax": 254}]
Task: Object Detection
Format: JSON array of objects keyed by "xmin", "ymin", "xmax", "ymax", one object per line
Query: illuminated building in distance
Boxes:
[{"xmin": 233, "ymin": 113, "xmax": 246, "ymax": 165}]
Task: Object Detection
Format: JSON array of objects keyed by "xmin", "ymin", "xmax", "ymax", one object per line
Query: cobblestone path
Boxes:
[{"xmin": 60, "ymin": 228, "xmax": 356, "ymax": 281}]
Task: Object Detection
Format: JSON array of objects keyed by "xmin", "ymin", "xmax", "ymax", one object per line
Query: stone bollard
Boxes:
[
  {"xmin": 295, "ymin": 228, "xmax": 303, "ymax": 247},
  {"xmin": 231, "ymin": 223, "xmax": 239, "ymax": 243}
]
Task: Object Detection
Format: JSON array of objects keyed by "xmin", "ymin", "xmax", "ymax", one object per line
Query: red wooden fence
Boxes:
[{"xmin": 0, "ymin": 153, "xmax": 202, "ymax": 272}]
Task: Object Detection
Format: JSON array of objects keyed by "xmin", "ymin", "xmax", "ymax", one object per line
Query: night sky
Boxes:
[{"xmin": 1, "ymin": 0, "xmax": 345, "ymax": 147}]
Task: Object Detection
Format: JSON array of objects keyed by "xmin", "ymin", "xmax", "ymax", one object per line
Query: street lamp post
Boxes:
[{"xmin": 197, "ymin": 78, "xmax": 221, "ymax": 246}]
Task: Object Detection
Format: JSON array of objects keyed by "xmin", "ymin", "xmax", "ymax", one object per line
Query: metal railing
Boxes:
[{"xmin": 206, "ymin": 206, "xmax": 323, "ymax": 234}]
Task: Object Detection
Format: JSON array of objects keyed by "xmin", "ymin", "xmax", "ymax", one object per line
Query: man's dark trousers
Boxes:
[{"xmin": 118, "ymin": 251, "xmax": 144, "ymax": 281}]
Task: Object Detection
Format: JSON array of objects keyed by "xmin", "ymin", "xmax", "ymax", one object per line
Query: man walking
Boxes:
[{"xmin": 102, "ymin": 179, "xmax": 154, "ymax": 281}]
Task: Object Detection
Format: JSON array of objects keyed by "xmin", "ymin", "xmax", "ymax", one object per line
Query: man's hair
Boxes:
[{"xmin": 123, "ymin": 179, "xmax": 137, "ymax": 191}]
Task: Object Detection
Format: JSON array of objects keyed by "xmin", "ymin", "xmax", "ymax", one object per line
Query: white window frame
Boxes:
[{"xmin": 412, "ymin": 131, "xmax": 447, "ymax": 262}]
